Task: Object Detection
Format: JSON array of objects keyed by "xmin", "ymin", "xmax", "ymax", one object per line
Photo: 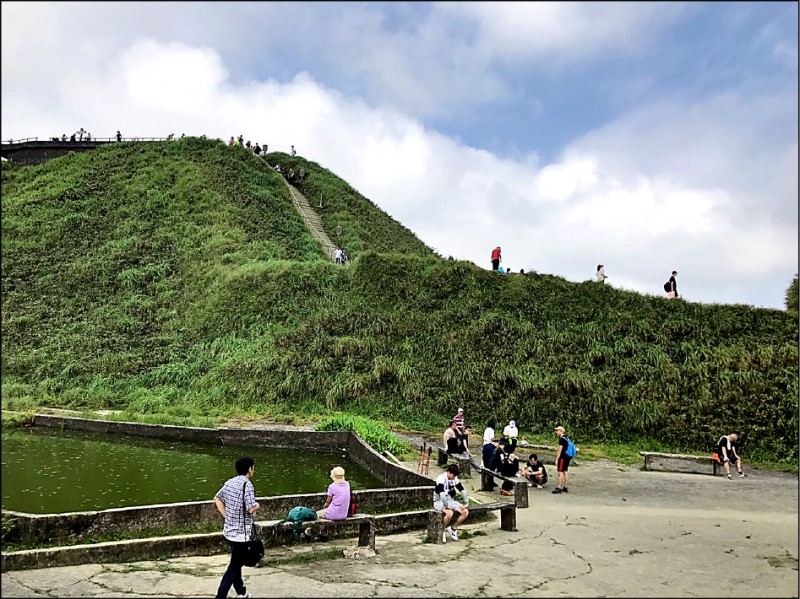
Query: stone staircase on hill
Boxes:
[{"xmin": 284, "ymin": 181, "xmax": 337, "ymax": 261}]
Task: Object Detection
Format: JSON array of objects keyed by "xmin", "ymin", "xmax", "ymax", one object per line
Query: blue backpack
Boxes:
[{"xmin": 564, "ymin": 436, "xmax": 578, "ymax": 458}]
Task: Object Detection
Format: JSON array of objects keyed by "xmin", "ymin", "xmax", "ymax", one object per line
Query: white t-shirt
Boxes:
[
  {"xmin": 503, "ymin": 422, "xmax": 518, "ymax": 438},
  {"xmin": 483, "ymin": 427, "xmax": 495, "ymax": 444}
]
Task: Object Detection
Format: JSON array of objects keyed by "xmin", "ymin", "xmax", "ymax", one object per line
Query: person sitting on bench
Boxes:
[
  {"xmin": 444, "ymin": 420, "xmax": 469, "ymax": 456},
  {"xmin": 433, "ymin": 464, "xmax": 470, "ymax": 543}
]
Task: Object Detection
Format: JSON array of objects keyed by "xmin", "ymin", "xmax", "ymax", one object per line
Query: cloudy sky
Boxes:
[{"xmin": 2, "ymin": 2, "xmax": 797, "ymax": 309}]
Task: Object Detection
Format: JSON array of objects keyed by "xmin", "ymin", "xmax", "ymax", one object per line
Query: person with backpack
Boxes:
[
  {"xmin": 553, "ymin": 425, "xmax": 577, "ymax": 494},
  {"xmin": 716, "ymin": 433, "xmax": 747, "ymax": 480},
  {"xmin": 316, "ymin": 466, "xmax": 351, "ymax": 521},
  {"xmin": 664, "ymin": 271, "xmax": 678, "ymax": 298},
  {"xmin": 213, "ymin": 456, "xmax": 261, "ymax": 599}
]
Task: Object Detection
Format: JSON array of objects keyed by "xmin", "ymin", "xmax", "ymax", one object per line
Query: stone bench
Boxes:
[
  {"xmin": 426, "ymin": 501, "xmax": 516, "ymax": 544},
  {"xmin": 436, "ymin": 446, "xmax": 472, "ymax": 477},
  {"xmin": 472, "ymin": 461, "xmax": 529, "ymax": 508},
  {"xmin": 260, "ymin": 514, "xmax": 376, "ymax": 551},
  {"xmin": 640, "ymin": 451, "xmax": 725, "ymax": 476}
]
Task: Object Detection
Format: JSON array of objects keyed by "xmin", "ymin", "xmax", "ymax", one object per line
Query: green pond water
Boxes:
[{"xmin": 1, "ymin": 427, "xmax": 385, "ymax": 514}]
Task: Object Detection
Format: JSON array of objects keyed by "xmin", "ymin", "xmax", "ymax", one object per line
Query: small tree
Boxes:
[{"xmin": 786, "ymin": 274, "xmax": 798, "ymax": 315}]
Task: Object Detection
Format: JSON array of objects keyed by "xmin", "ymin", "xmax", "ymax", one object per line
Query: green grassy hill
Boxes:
[{"xmin": 2, "ymin": 138, "xmax": 797, "ymax": 464}]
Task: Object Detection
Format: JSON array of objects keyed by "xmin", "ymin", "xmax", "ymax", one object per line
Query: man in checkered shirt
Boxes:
[{"xmin": 214, "ymin": 456, "xmax": 261, "ymax": 599}]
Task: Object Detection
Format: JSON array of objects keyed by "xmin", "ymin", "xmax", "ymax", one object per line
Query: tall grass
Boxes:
[{"xmin": 2, "ymin": 139, "xmax": 797, "ymax": 464}]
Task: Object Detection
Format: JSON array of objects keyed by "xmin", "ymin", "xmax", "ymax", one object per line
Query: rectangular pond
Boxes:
[{"xmin": 2, "ymin": 426, "xmax": 385, "ymax": 514}]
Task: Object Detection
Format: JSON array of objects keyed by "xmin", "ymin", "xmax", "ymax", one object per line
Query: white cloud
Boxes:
[{"xmin": 1, "ymin": 8, "xmax": 796, "ymax": 310}]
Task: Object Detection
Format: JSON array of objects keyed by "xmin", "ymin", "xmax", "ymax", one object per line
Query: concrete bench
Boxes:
[
  {"xmin": 260, "ymin": 514, "xmax": 376, "ymax": 551},
  {"xmin": 472, "ymin": 461, "xmax": 529, "ymax": 508},
  {"xmin": 426, "ymin": 501, "xmax": 516, "ymax": 544},
  {"xmin": 436, "ymin": 446, "xmax": 472, "ymax": 477},
  {"xmin": 640, "ymin": 451, "xmax": 724, "ymax": 476}
]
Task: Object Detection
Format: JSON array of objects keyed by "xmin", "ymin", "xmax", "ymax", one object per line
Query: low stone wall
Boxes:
[
  {"xmin": 640, "ymin": 452, "xmax": 717, "ymax": 475},
  {"xmin": 5, "ymin": 415, "xmax": 434, "ymax": 547}
]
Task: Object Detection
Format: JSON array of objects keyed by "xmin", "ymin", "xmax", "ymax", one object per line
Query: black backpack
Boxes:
[{"xmin": 663, "ymin": 281, "xmax": 671, "ymax": 292}]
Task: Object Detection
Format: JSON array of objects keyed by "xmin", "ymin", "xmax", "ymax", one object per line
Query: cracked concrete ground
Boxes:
[{"xmin": 2, "ymin": 459, "xmax": 797, "ymax": 598}]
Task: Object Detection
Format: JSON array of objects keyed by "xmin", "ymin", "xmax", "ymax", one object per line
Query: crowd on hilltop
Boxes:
[{"xmin": 491, "ymin": 246, "xmax": 681, "ymax": 299}]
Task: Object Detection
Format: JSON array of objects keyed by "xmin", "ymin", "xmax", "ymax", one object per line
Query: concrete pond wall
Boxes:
[{"xmin": 3, "ymin": 415, "xmax": 434, "ymax": 548}]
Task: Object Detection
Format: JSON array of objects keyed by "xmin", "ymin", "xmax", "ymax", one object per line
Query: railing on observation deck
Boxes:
[{"xmin": 1, "ymin": 137, "xmax": 174, "ymax": 144}]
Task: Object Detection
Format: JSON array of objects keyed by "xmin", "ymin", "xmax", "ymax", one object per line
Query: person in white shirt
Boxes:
[
  {"xmin": 433, "ymin": 464, "xmax": 470, "ymax": 543},
  {"xmin": 596, "ymin": 264, "xmax": 607, "ymax": 283}
]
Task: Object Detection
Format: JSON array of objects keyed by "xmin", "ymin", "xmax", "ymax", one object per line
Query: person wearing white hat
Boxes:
[
  {"xmin": 316, "ymin": 466, "xmax": 350, "ymax": 521},
  {"xmin": 501, "ymin": 420, "xmax": 519, "ymax": 454}
]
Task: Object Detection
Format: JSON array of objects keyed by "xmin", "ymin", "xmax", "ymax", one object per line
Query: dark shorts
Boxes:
[{"xmin": 557, "ymin": 455, "xmax": 571, "ymax": 472}]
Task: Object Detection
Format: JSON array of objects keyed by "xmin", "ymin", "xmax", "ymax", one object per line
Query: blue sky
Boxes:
[{"xmin": 2, "ymin": 2, "xmax": 797, "ymax": 309}]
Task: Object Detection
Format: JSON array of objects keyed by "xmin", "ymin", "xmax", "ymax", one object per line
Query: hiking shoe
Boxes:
[
  {"xmin": 442, "ymin": 531, "xmax": 447, "ymax": 544},
  {"xmin": 727, "ymin": 474, "xmax": 732, "ymax": 480},
  {"xmin": 236, "ymin": 590, "xmax": 250, "ymax": 598},
  {"xmin": 737, "ymin": 472, "xmax": 747, "ymax": 478},
  {"xmin": 552, "ymin": 487, "xmax": 562, "ymax": 494},
  {"xmin": 562, "ymin": 487, "xmax": 569, "ymax": 493},
  {"xmin": 527, "ymin": 482, "xmax": 534, "ymax": 487},
  {"xmin": 448, "ymin": 527, "xmax": 458, "ymax": 541},
  {"xmin": 536, "ymin": 484, "xmax": 543, "ymax": 490}
]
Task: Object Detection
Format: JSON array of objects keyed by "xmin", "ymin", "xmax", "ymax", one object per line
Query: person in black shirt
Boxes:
[
  {"xmin": 498, "ymin": 450, "xmax": 520, "ymax": 496},
  {"xmin": 552, "ymin": 426, "xmax": 572, "ymax": 494},
  {"xmin": 522, "ymin": 454, "xmax": 548, "ymax": 489},
  {"xmin": 717, "ymin": 433, "xmax": 746, "ymax": 479}
]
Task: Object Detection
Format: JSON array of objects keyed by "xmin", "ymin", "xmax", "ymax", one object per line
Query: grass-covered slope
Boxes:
[{"xmin": 2, "ymin": 139, "xmax": 797, "ymax": 464}]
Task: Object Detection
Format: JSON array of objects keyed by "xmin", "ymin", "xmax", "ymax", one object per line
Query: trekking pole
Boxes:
[{"xmin": 424, "ymin": 446, "xmax": 433, "ymax": 475}]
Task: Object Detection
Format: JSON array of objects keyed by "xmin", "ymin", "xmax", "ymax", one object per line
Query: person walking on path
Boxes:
[
  {"xmin": 491, "ymin": 246, "xmax": 502, "ymax": 271},
  {"xmin": 717, "ymin": 433, "xmax": 747, "ymax": 480},
  {"xmin": 596, "ymin": 264, "xmax": 607, "ymax": 283},
  {"xmin": 316, "ymin": 466, "xmax": 351, "ymax": 520},
  {"xmin": 291, "ymin": 145, "xmax": 297, "ymax": 156},
  {"xmin": 552, "ymin": 426, "xmax": 572, "ymax": 494},
  {"xmin": 433, "ymin": 464, "xmax": 470, "ymax": 543},
  {"xmin": 665, "ymin": 271, "xmax": 678, "ymax": 298},
  {"xmin": 214, "ymin": 456, "xmax": 260, "ymax": 599}
]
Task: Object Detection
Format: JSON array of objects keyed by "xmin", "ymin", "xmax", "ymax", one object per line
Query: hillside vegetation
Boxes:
[{"xmin": 2, "ymin": 138, "xmax": 797, "ymax": 464}]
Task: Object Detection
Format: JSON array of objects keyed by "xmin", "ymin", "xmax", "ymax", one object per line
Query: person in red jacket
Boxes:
[{"xmin": 491, "ymin": 246, "xmax": 502, "ymax": 271}]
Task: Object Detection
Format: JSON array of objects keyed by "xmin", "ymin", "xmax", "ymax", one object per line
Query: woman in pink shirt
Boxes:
[{"xmin": 317, "ymin": 466, "xmax": 350, "ymax": 520}]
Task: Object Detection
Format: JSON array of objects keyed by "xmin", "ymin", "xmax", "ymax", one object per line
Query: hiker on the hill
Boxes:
[
  {"xmin": 665, "ymin": 271, "xmax": 678, "ymax": 298},
  {"xmin": 85, "ymin": 132, "xmax": 91, "ymax": 141},
  {"xmin": 316, "ymin": 466, "xmax": 351, "ymax": 521},
  {"xmin": 116, "ymin": 131, "xmax": 122, "ymax": 142},
  {"xmin": 340, "ymin": 249, "xmax": 349, "ymax": 265},
  {"xmin": 77, "ymin": 128, "xmax": 85, "ymax": 141},
  {"xmin": 491, "ymin": 246, "xmax": 502, "ymax": 271},
  {"xmin": 291, "ymin": 145, "xmax": 296, "ymax": 156},
  {"xmin": 335, "ymin": 246, "xmax": 344, "ymax": 265},
  {"xmin": 229, "ymin": 136, "xmax": 235, "ymax": 146},
  {"xmin": 245, "ymin": 140, "xmax": 251, "ymax": 150},
  {"xmin": 70, "ymin": 133, "xmax": 76, "ymax": 142},
  {"xmin": 238, "ymin": 135, "xmax": 244, "ymax": 145},
  {"xmin": 433, "ymin": 464, "xmax": 470, "ymax": 543},
  {"xmin": 275, "ymin": 164, "xmax": 282, "ymax": 173},
  {"xmin": 596, "ymin": 264, "xmax": 607, "ymax": 283},
  {"xmin": 254, "ymin": 143, "xmax": 261, "ymax": 156}
]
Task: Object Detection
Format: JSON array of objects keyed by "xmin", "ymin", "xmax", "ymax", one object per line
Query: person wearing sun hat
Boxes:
[
  {"xmin": 316, "ymin": 466, "xmax": 351, "ymax": 521},
  {"xmin": 552, "ymin": 426, "xmax": 571, "ymax": 494}
]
